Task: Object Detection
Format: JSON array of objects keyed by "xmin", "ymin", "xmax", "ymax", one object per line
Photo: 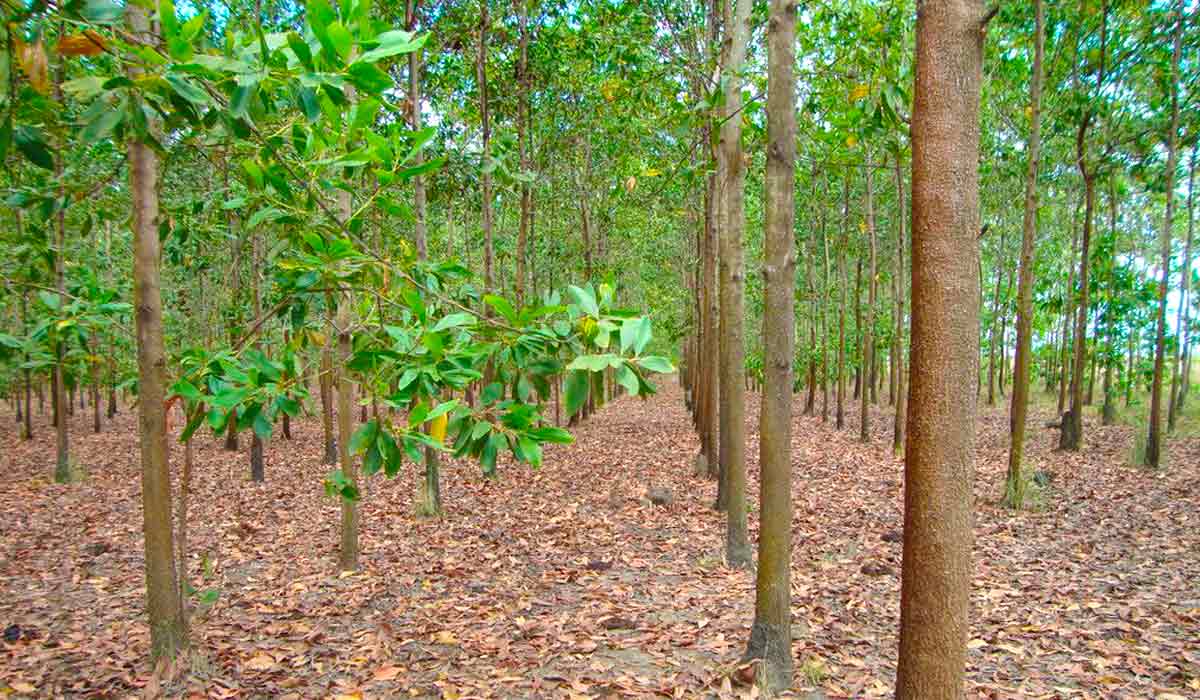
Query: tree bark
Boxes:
[
  {"xmin": 744, "ymin": 0, "xmax": 796, "ymax": 691},
  {"xmin": 515, "ymin": 0, "xmax": 531, "ymax": 304},
  {"xmin": 1006, "ymin": 0, "xmax": 1043, "ymax": 508},
  {"xmin": 837, "ymin": 175, "xmax": 850, "ymax": 430},
  {"xmin": 897, "ymin": 0, "xmax": 983, "ymax": 696},
  {"xmin": 716, "ymin": 0, "xmax": 752, "ymax": 567},
  {"xmin": 1146, "ymin": 0, "xmax": 1183, "ymax": 468},
  {"xmin": 860, "ymin": 159, "xmax": 877, "ymax": 442},
  {"xmin": 129, "ymin": 0, "xmax": 187, "ymax": 658},
  {"xmin": 1169, "ymin": 143, "xmax": 1196, "ymax": 429},
  {"xmin": 893, "ymin": 155, "xmax": 908, "ymax": 457}
]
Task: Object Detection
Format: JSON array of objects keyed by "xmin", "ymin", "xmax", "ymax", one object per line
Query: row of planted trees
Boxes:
[
  {"xmin": 677, "ymin": 0, "xmax": 1196, "ymax": 693},
  {"xmin": 1, "ymin": 0, "xmax": 680, "ymax": 666}
]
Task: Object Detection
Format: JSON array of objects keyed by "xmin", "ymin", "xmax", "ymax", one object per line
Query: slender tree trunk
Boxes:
[
  {"xmin": 860, "ymin": 160, "xmax": 877, "ymax": 442},
  {"xmin": 821, "ymin": 185, "xmax": 832, "ymax": 422},
  {"xmin": 1006, "ymin": 0, "xmax": 1043, "ymax": 507},
  {"xmin": 716, "ymin": 0, "xmax": 752, "ymax": 566},
  {"xmin": 515, "ymin": 0, "xmax": 531, "ymax": 305},
  {"xmin": 893, "ymin": 155, "xmax": 908, "ymax": 456},
  {"xmin": 1058, "ymin": 204, "xmax": 1080, "ymax": 415},
  {"xmin": 1061, "ymin": 2, "xmax": 1108, "ymax": 451},
  {"xmin": 1169, "ymin": 144, "xmax": 1196, "ymax": 428},
  {"xmin": 1146, "ymin": 1, "xmax": 1183, "ymax": 467},
  {"xmin": 129, "ymin": 0, "xmax": 187, "ymax": 657},
  {"xmin": 51, "ymin": 61, "xmax": 70, "ymax": 482},
  {"xmin": 987, "ymin": 227, "xmax": 1007, "ymax": 406},
  {"xmin": 897, "ymin": 0, "xmax": 983, "ymax": 695},
  {"xmin": 478, "ymin": 0, "xmax": 494, "ymax": 300},
  {"xmin": 744, "ymin": 0, "xmax": 795, "ymax": 690},
  {"xmin": 837, "ymin": 175, "xmax": 850, "ymax": 430}
]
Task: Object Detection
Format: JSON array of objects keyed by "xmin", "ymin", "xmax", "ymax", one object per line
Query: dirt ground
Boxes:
[{"xmin": 1, "ymin": 382, "xmax": 1197, "ymax": 698}]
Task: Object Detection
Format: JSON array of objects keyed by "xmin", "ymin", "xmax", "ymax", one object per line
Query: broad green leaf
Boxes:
[
  {"xmin": 568, "ymin": 285, "xmax": 599, "ymax": 317},
  {"xmin": 638, "ymin": 355, "xmax": 675, "ymax": 374},
  {"xmin": 357, "ymin": 30, "xmax": 427, "ymax": 63},
  {"xmin": 14, "ymin": 127, "xmax": 53, "ymax": 170},
  {"xmin": 433, "ymin": 312, "xmax": 475, "ymax": 332},
  {"xmin": 564, "ymin": 370, "xmax": 589, "ymax": 417}
]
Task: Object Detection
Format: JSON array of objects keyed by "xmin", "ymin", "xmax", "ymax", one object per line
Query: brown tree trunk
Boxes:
[
  {"xmin": 1169, "ymin": 143, "xmax": 1196, "ymax": 429},
  {"xmin": 515, "ymin": 0, "xmax": 531, "ymax": 304},
  {"xmin": 897, "ymin": 0, "xmax": 983, "ymax": 695},
  {"xmin": 478, "ymin": 0, "xmax": 494, "ymax": 299},
  {"xmin": 837, "ymin": 175, "xmax": 850, "ymax": 431},
  {"xmin": 716, "ymin": 0, "xmax": 752, "ymax": 566},
  {"xmin": 129, "ymin": 0, "xmax": 187, "ymax": 657},
  {"xmin": 1146, "ymin": 1, "xmax": 1183, "ymax": 467},
  {"xmin": 744, "ymin": 0, "xmax": 795, "ymax": 690},
  {"xmin": 1058, "ymin": 203, "xmax": 1080, "ymax": 416},
  {"xmin": 860, "ymin": 160, "xmax": 877, "ymax": 442},
  {"xmin": 987, "ymin": 227, "xmax": 1007, "ymax": 406},
  {"xmin": 893, "ymin": 155, "xmax": 908, "ymax": 456},
  {"xmin": 1006, "ymin": 0, "xmax": 1043, "ymax": 508},
  {"xmin": 51, "ymin": 58, "xmax": 70, "ymax": 482}
]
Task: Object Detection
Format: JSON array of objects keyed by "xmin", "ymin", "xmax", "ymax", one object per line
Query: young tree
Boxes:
[
  {"xmin": 1006, "ymin": 0, "xmax": 1045, "ymax": 509},
  {"xmin": 127, "ymin": 1, "xmax": 187, "ymax": 659},
  {"xmin": 744, "ymin": 0, "xmax": 796, "ymax": 690},
  {"xmin": 1145, "ymin": 0, "xmax": 1183, "ymax": 468},
  {"xmin": 897, "ymin": 0, "xmax": 984, "ymax": 696},
  {"xmin": 716, "ymin": 0, "xmax": 752, "ymax": 567}
]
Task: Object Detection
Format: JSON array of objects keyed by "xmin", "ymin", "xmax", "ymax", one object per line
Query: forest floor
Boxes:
[{"xmin": 1, "ymin": 382, "xmax": 1198, "ymax": 699}]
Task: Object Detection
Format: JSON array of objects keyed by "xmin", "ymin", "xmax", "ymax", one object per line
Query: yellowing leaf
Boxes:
[
  {"xmin": 433, "ymin": 630, "xmax": 458, "ymax": 645},
  {"xmin": 9, "ymin": 681, "xmax": 37, "ymax": 693},
  {"xmin": 850, "ymin": 83, "xmax": 870, "ymax": 101},
  {"xmin": 58, "ymin": 31, "xmax": 107, "ymax": 57},
  {"xmin": 846, "ymin": 134, "xmax": 859, "ymax": 148},
  {"xmin": 641, "ymin": 168, "xmax": 661, "ymax": 177},
  {"xmin": 430, "ymin": 414, "xmax": 448, "ymax": 444},
  {"xmin": 624, "ymin": 176, "xmax": 637, "ymax": 193}
]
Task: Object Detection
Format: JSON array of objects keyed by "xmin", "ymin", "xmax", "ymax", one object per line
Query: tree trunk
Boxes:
[
  {"xmin": 893, "ymin": 155, "xmax": 908, "ymax": 456},
  {"xmin": 515, "ymin": 0, "xmax": 531, "ymax": 304},
  {"xmin": 1169, "ymin": 143, "xmax": 1196, "ymax": 429},
  {"xmin": 1058, "ymin": 204, "xmax": 1080, "ymax": 415},
  {"xmin": 987, "ymin": 227, "xmax": 1007, "ymax": 406},
  {"xmin": 1146, "ymin": 1, "xmax": 1183, "ymax": 467},
  {"xmin": 897, "ymin": 0, "xmax": 983, "ymax": 696},
  {"xmin": 860, "ymin": 159, "xmax": 877, "ymax": 442},
  {"xmin": 716, "ymin": 0, "xmax": 752, "ymax": 566},
  {"xmin": 1061, "ymin": 2, "xmax": 1108, "ymax": 451},
  {"xmin": 744, "ymin": 0, "xmax": 796, "ymax": 690},
  {"xmin": 837, "ymin": 174, "xmax": 850, "ymax": 431},
  {"xmin": 52, "ymin": 60, "xmax": 70, "ymax": 482},
  {"xmin": 1006, "ymin": 0, "xmax": 1043, "ymax": 508},
  {"xmin": 129, "ymin": 0, "xmax": 187, "ymax": 658}
]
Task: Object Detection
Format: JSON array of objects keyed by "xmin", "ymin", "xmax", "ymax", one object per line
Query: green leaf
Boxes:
[
  {"xmin": 481, "ymin": 382, "xmax": 503, "ymax": 406},
  {"xmin": 82, "ymin": 0, "xmax": 125, "ymax": 24},
  {"xmin": 165, "ymin": 74, "xmax": 209, "ymax": 105},
  {"xmin": 516, "ymin": 436, "xmax": 542, "ymax": 467},
  {"xmin": 568, "ymin": 285, "xmax": 599, "ymax": 317},
  {"xmin": 14, "ymin": 127, "xmax": 54, "ymax": 170},
  {"xmin": 484, "ymin": 295, "xmax": 518, "ymax": 324},
  {"xmin": 620, "ymin": 317, "xmax": 652, "ymax": 355},
  {"xmin": 326, "ymin": 22, "xmax": 353, "ymax": 63},
  {"xmin": 564, "ymin": 370, "xmax": 589, "ymax": 417},
  {"xmin": 637, "ymin": 355, "xmax": 674, "ymax": 374},
  {"xmin": 252, "ymin": 411, "xmax": 273, "ymax": 440},
  {"xmin": 230, "ymin": 80, "xmax": 259, "ymax": 120},
  {"xmin": 349, "ymin": 420, "xmax": 378, "ymax": 455},
  {"xmin": 357, "ymin": 30, "xmax": 427, "ymax": 63},
  {"xmin": 170, "ymin": 379, "xmax": 203, "ymax": 402},
  {"xmin": 62, "ymin": 76, "xmax": 106, "ymax": 101},
  {"xmin": 615, "ymin": 364, "xmax": 640, "ymax": 395},
  {"xmin": 566, "ymin": 354, "xmax": 621, "ymax": 372},
  {"xmin": 81, "ymin": 108, "xmax": 123, "ymax": 144},
  {"xmin": 528, "ymin": 426, "xmax": 574, "ymax": 444},
  {"xmin": 433, "ymin": 312, "xmax": 475, "ymax": 332},
  {"xmin": 346, "ymin": 61, "xmax": 392, "ymax": 95},
  {"xmin": 287, "ymin": 32, "xmax": 314, "ymax": 71}
]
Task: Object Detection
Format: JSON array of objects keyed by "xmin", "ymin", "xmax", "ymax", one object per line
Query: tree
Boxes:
[
  {"xmin": 744, "ymin": 0, "xmax": 795, "ymax": 691},
  {"xmin": 716, "ymin": 0, "xmax": 752, "ymax": 567},
  {"xmin": 127, "ymin": 0, "xmax": 187, "ymax": 659},
  {"xmin": 1145, "ymin": 0, "xmax": 1184, "ymax": 468},
  {"xmin": 897, "ymin": 0, "xmax": 984, "ymax": 696},
  {"xmin": 1006, "ymin": 0, "xmax": 1045, "ymax": 509}
]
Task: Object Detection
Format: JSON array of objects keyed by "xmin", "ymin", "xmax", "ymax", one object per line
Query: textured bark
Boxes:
[
  {"xmin": 1058, "ymin": 204, "xmax": 1080, "ymax": 415},
  {"xmin": 129, "ymin": 0, "xmax": 187, "ymax": 658},
  {"xmin": 986, "ymin": 227, "xmax": 1007, "ymax": 406},
  {"xmin": 744, "ymin": 0, "xmax": 796, "ymax": 691},
  {"xmin": 320, "ymin": 346, "xmax": 337, "ymax": 463},
  {"xmin": 893, "ymin": 155, "xmax": 908, "ymax": 457},
  {"xmin": 51, "ymin": 58, "xmax": 70, "ymax": 482},
  {"xmin": 897, "ymin": 0, "xmax": 983, "ymax": 696},
  {"xmin": 515, "ymin": 0, "xmax": 531, "ymax": 304},
  {"xmin": 1006, "ymin": 0, "xmax": 1043, "ymax": 508},
  {"xmin": 716, "ymin": 0, "xmax": 752, "ymax": 567},
  {"xmin": 1146, "ymin": 1, "xmax": 1183, "ymax": 467},
  {"xmin": 478, "ymin": 0, "xmax": 494, "ymax": 295},
  {"xmin": 1169, "ymin": 144, "xmax": 1196, "ymax": 429},
  {"xmin": 1061, "ymin": 2, "xmax": 1108, "ymax": 452},
  {"xmin": 860, "ymin": 161, "xmax": 877, "ymax": 442},
  {"xmin": 1177, "ymin": 148, "xmax": 1197, "ymax": 414},
  {"xmin": 837, "ymin": 176, "xmax": 849, "ymax": 430}
]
